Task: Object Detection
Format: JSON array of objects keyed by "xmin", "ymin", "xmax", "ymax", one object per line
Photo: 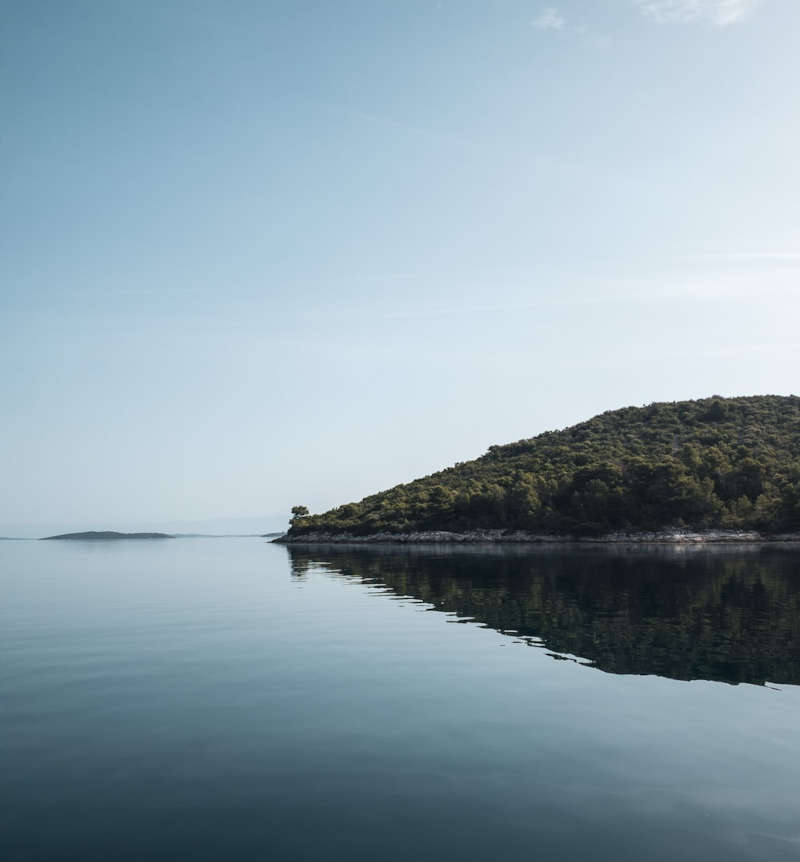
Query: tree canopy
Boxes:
[
  {"xmin": 286, "ymin": 396, "xmax": 800, "ymax": 538},
  {"xmin": 290, "ymin": 505, "xmax": 310, "ymax": 527}
]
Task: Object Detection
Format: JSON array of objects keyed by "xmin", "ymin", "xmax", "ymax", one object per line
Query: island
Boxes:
[
  {"xmin": 276, "ymin": 395, "xmax": 800, "ymax": 544},
  {"xmin": 41, "ymin": 531, "xmax": 174, "ymax": 540}
]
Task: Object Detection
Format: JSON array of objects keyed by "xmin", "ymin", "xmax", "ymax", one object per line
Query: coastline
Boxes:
[{"xmin": 273, "ymin": 529, "xmax": 800, "ymax": 545}]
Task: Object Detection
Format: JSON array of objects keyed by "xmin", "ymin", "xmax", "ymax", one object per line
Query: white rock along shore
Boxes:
[{"xmin": 274, "ymin": 529, "xmax": 800, "ymax": 545}]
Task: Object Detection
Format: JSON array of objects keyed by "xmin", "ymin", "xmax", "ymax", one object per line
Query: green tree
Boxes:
[{"xmin": 290, "ymin": 505, "xmax": 310, "ymax": 526}]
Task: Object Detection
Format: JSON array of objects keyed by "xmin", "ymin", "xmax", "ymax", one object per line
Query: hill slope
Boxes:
[{"xmin": 284, "ymin": 396, "xmax": 800, "ymax": 540}]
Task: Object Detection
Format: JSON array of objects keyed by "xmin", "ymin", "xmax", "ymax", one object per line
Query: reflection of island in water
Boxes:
[{"xmin": 287, "ymin": 546, "xmax": 800, "ymax": 687}]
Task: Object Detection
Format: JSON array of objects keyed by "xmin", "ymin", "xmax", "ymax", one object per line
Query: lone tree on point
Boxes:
[{"xmin": 290, "ymin": 505, "xmax": 310, "ymax": 526}]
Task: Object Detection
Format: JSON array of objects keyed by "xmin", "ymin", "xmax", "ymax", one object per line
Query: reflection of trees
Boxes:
[
  {"xmin": 289, "ymin": 555, "xmax": 312, "ymax": 579},
  {"xmin": 286, "ymin": 546, "xmax": 800, "ymax": 686}
]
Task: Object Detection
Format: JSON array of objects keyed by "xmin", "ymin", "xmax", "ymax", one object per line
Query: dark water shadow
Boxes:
[{"xmin": 286, "ymin": 544, "xmax": 800, "ymax": 686}]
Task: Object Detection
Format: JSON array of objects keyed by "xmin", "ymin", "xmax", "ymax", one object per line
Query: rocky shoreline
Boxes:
[{"xmin": 273, "ymin": 529, "xmax": 800, "ymax": 545}]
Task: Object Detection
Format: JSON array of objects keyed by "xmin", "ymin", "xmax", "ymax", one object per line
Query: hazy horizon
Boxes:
[
  {"xmin": 3, "ymin": 1, "xmax": 799, "ymax": 535},
  {"xmin": 0, "ymin": 515, "xmax": 288, "ymax": 541}
]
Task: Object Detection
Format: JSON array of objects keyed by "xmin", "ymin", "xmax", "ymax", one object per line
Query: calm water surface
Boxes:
[{"xmin": 2, "ymin": 539, "xmax": 799, "ymax": 861}]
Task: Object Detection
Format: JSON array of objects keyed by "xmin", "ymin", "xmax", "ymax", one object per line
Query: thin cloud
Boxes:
[
  {"xmin": 635, "ymin": 0, "xmax": 763, "ymax": 27},
  {"xmin": 532, "ymin": 7, "xmax": 566, "ymax": 30},
  {"xmin": 688, "ymin": 252, "xmax": 800, "ymax": 263}
]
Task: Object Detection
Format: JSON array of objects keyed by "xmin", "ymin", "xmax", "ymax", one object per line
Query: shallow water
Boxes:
[{"xmin": 2, "ymin": 538, "xmax": 799, "ymax": 860}]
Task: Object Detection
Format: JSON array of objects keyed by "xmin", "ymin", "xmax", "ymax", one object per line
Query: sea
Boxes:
[{"xmin": 2, "ymin": 537, "xmax": 799, "ymax": 861}]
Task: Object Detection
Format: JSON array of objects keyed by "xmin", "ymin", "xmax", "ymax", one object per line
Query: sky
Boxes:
[{"xmin": 2, "ymin": 0, "xmax": 799, "ymax": 536}]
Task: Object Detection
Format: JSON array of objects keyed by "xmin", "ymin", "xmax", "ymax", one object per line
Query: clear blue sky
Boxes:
[{"xmin": 2, "ymin": 1, "xmax": 799, "ymax": 535}]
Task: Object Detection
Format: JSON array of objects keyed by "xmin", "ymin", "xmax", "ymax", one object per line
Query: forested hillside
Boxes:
[{"xmin": 285, "ymin": 396, "xmax": 800, "ymax": 538}]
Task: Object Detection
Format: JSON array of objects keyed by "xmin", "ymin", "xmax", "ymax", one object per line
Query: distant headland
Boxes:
[{"xmin": 41, "ymin": 531, "xmax": 174, "ymax": 541}]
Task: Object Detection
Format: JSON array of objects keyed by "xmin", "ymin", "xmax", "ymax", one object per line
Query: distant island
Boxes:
[
  {"xmin": 277, "ymin": 395, "xmax": 800, "ymax": 544},
  {"xmin": 41, "ymin": 531, "xmax": 174, "ymax": 540}
]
